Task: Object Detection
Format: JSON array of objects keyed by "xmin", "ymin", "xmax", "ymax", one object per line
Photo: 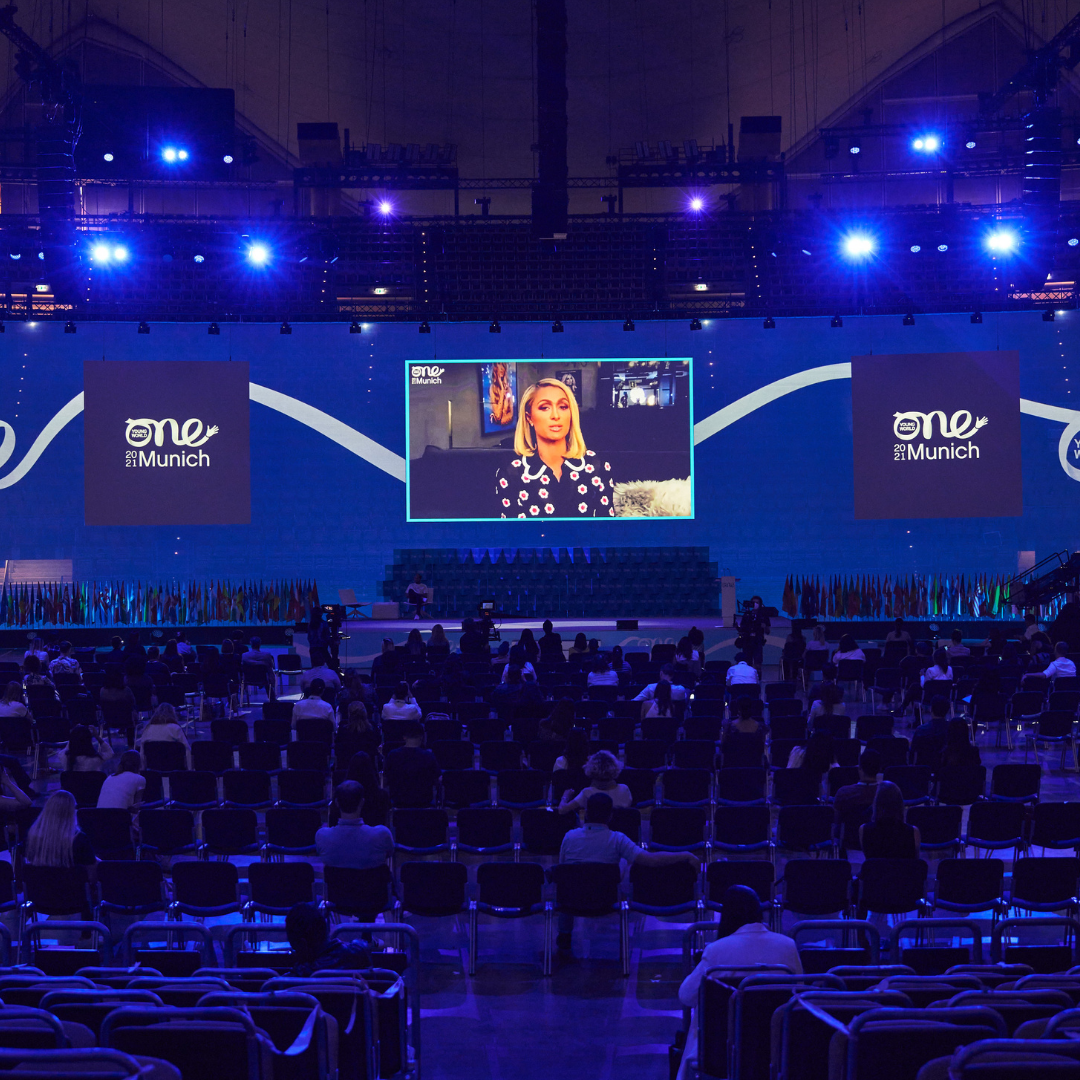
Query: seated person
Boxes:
[
  {"xmin": 97, "ymin": 751, "xmax": 147, "ymax": 811},
  {"xmin": 48, "ymin": 641, "xmax": 82, "ymax": 680},
  {"xmin": 301, "ymin": 649, "xmax": 343, "ymax": 692},
  {"xmin": 1042, "ymin": 641, "xmax": 1078, "ymax": 680},
  {"xmin": 859, "ymin": 781, "xmax": 920, "ymax": 860},
  {"xmin": 538, "ymin": 620, "xmax": 565, "ymax": 662},
  {"xmin": 381, "ymin": 683, "xmax": 422, "ymax": 722},
  {"xmin": 832, "ymin": 634, "xmax": 866, "ymax": 664},
  {"xmin": 405, "ymin": 573, "xmax": 430, "ymax": 620},
  {"xmin": 832, "ymin": 748, "xmax": 882, "ymax": 852},
  {"xmin": 286, "ymin": 901, "xmax": 371, "ymax": 979},
  {"xmin": 725, "ymin": 654, "xmax": 760, "ymax": 686},
  {"xmin": 243, "ymin": 636, "xmax": 278, "ymax": 697},
  {"xmin": 383, "ymin": 720, "xmax": 440, "ymax": 807},
  {"xmin": 558, "ymin": 750, "xmax": 632, "ymax": 813},
  {"xmin": 59, "ymin": 724, "xmax": 115, "ymax": 772},
  {"xmin": 910, "ymin": 696, "xmax": 950, "ymax": 767},
  {"xmin": 144, "ymin": 646, "xmax": 170, "ymax": 679},
  {"xmin": 946, "ymin": 630, "xmax": 970, "ymax": 658},
  {"xmin": 587, "ymin": 657, "xmax": 620, "ymax": 687},
  {"xmin": 633, "ymin": 665, "xmax": 688, "ymax": 702},
  {"xmin": 316, "ymin": 780, "xmax": 394, "ymax": 869},
  {"xmin": 292, "ymin": 679, "xmax": 336, "ymax": 727}
]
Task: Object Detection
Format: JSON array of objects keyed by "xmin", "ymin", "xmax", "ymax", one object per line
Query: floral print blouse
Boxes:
[{"xmin": 496, "ymin": 450, "xmax": 615, "ymax": 518}]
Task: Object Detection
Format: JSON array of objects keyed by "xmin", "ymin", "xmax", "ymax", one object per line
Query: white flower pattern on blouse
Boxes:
[{"xmin": 495, "ymin": 450, "xmax": 615, "ymax": 518}]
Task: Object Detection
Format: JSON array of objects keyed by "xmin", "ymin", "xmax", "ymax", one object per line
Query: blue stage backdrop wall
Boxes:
[{"xmin": 1, "ymin": 312, "xmax": 1078, "ymax": 611}]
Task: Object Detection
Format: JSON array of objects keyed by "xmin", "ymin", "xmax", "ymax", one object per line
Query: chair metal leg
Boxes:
[
  {"xmin": 543, "ymin": 904, "xmax": 552, "ymax": 976},
  {"xmin": 467, "ymin": 902, "xmax": 477, "ymax": 976},
  {"xmin": 619, "ymin": 901, "xmax": 630, "ymax": 977}
]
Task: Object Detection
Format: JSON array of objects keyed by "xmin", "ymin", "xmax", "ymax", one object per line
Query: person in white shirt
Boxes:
[
  {"xmin": 633, "ymin": 665, "xmax": 688, "ymax": 702},
  {"xmin": 726, "ymin": 655, "xmax": 760, "ymax": 686},
  {"xmin": 23, "ymin": 639, "xmax": 49, "ymax": 669},
  {"xmin": 0, "ymin": 682, "xmax": 28, "ymax": 719},
  {"xmin": 556, "ymin": 792, "xmax": 699, "ymax": 951},
  {"xmin": 292, "ymin": 679, "xmax": 336, "ymax": 728},
  {"xmin": 175, "ymin": 631, "xmax": 195, "ymax": 657},
  {"xmin": 586, "ymin": 658, "xmax": 620, "ymax": 687},
  {"xmin": 804, "ymin": 625, "xmax": 828, "ymax": 652},
  {"xmin": 946, "ymin": 630, "xmax": 970, "ymax": 658},
  {"xmin": 381, "ymin": 682, "xmax": 422, "ymax": 722},
  {"xmin": 48, "ymin": 641, "xmax": 81, "ymax": 680},
  {"xmin": 920, "ymin": 648, "xmax": 954, "ymax": 686},
  {"xmin": 301, "ymin": 656, "xmax": 343, "ymax": 692},
  {"xmin": 558, "ymin": 751, "xmax": 633, "ymax": 813},
  {"xmin": 832, "ymin": 634, "xmax": 866, "ymax": 664},
  {"xmin": 1043, "ymin": 642, "xmax": 1078, "ymax": 680},
  {"xmin": 1023, "ymin": 613, "xmax": 1045, "ymax": 641},
  {"xmin": 676, "ymin": 885, "xmax": 802, "ymax": 1080},
  {"xmin": 97, "ymin": 751, "xmax": 147, "ymax": 811}
]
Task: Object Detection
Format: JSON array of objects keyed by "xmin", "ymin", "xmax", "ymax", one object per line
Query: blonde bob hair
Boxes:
[
  {"xmin": 583, "ymin": 750, "xmax": 623, "ymax": 784},
  {"xmin": 514, "ymin": 378, "xmax": 587, "ymax": 459}
]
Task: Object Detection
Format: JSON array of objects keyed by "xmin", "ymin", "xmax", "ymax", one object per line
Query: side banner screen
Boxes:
[
  {"xmin": 851, "ymin": 350, "xmax": 1022, "ymax": 520},
  {"xmin": 83, "ymin": 360, "xmax": 251, "ymax": 526},
  {"xmin": 406, "ymin": 359, "xmax": 693, "ymax": 521}
]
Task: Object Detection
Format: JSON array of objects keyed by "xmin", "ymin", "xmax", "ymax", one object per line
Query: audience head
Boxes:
[
  {"xmin": 430, "ymin": 624, "xmax": 448, "ymax": 644},
  {"xmin": 932, "ymin": 648, "xmax": 949, "ymax": 672},
  {"xmin": 592, "ymin": 657, "xmax": 610, "ymax": 674},
  {"xmin": 393, "ymin": 681, "xmax": 411, "ymax": 702},
  {"xmin": 1057, "ymin": 641, "xmax": 1070, "ymax": 657},
  {"xmin": 1024, "ymin": 612, "xmax": 1037, "ymax": 626},
  {"xmin": 676, "ymin": 636, "xmax": 693, "ymax": 660},
  {"xmin": 946, "ymin": 718, "xmax": 972, "ymax": 748},
  {"xmin": 838, "ymin": 634, "xmax": 857, "ymax": 653},
  {"xmin": 812, "ymin": 625, "xmax": 826, "ymax": 643},
  {"xmin": 250, "ymin": 636, "xmax": 261, "ymax": 650},
  {"xmin": 660, "ymin": 663, "xmax": 676, "ymax": 682},
  {"xmin": 858, "ymin": 748, "xmax": 882, "ymax": 780},
  {"xmin": 407, "ymin": 629, "xmax": 423, "ymax": 648},
  {"xmin": 519, "ymin": 628, "xmax": 536, "ymax": 647},
  {"xmin": 117, "ymin": 750, "xmax": 142, "ymax": 774},
  {"xmin": 611, "ymin": 645, "xmax": 624, "ymax": 665},
  {"xmin": 22, "ymin": 655, "xmax": 40, "ymax": 675},
  {"xmin": 401, "ymin": 720, "xmax": 425, "ymax": 745},
  {"xmin": 736, "ymin": 697, "xmax": 756, "ymax": 723},
  {"xmin": 149, "ymin": 703, "xmax": 179, "ymax": 727},
  {"xmin": 573, "ymin": 633, "xmax": 587, "ymax": 650},
  {"xmin": 495, "ymin": 641, "xmax": 510, "ymax": 659},
  {"xmin": 821, "ymin": 662, "xmax": 837, "ymax": 682},
  {"xmin": 894, "ymin": 617, "xmax": 904, "ymax": 629},
  {"xmin": 58, "ymin": 641, "xmax": 72, "ymax": 656},
  {"xmin": 334, "ymin": 779, "xmax": 365, "ymax": 817},
  {"xmin": 584, "ymin": 792, "xmax": 614, "ymax": 824},
  {"xmin": 381, "ymin": 637, "xmax": 395, "ymax": 655},
  {"xmin": 508, "ymin": 644, "xmax": 526, "ymax": 666},
  {"xmin": 584, "ymin": 750, "xmax": 622, "ymax": 785},
  {"xmin": 587, "ymin": 639, "xmax": 600, "ymax": 654},
  {"xmin": 542, "ymin": 620, "xmax": 553, "ymax": 634},
  {"xmin": 914, "ymin": 640, "xmax": 932, "ymax": 657},
  {"xmin": 346, "ymin": 701, "xmax": 371, "ymax": 731},
  {"xmin": 688, "ymin": 625, "xmax": 704, "ymax": 647},
  {"xmin": 930, "ymin": 696, "xmax": 949, "ymax": 720},
  {"xmin": 285, "ymin": 902, "xmax": 329, "ymax": 965},
  {"xmin": 221, "ymin": 639, "xmax": 234, "ymax": 655},
  {"xmin": 733, "ymin": 652, "xmax": 746, "ymax": 663},
  {"xmin": 147, "ymin": 646, "xmax": 160, "ymax": 660},
  {"xmin": 26, "ymin": 790, "xmax": 78, "ymax": 868},
  {"xmin": 66, "ymin": 725, "xmax": 97, "ymax": 760},
  {"xmin": 176, "ymin": 630, "xmax": 187, "ymax": 643},
  {"xmin": 111, "ymin": 635, "xmax": 123, "ymax": 650},
  {"xmin": 951, "ymin": 630, "xmax": 963, "ymax": 644},
  {"xmin": 504, "ymin": 665, "xmax": 523, "ymax": 686},
  {"xmin": 871, "ymin": 780, "xmax": 906, "ymax": 823},
  {"xmin": 653, "ymin": 679, "xmax": 673, "ymax": 713},
  {"xmin": 307, "ymin": 678, "xmax": 326, "ymax": 698},
  {"xmin": 717, "ymin": 885, "xmax": 763, "ymax": 938},
  {"xmin": 462, "ymin": 619, "xmax": 476, "ymax": 634},
  {"xmin": 2, "ymin": 681, "xmax": 21, "ymax": 704}
]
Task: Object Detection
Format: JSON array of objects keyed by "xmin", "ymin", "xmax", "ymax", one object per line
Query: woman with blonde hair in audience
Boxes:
[
  {"xmin": 136, "ymin": 703, "xmax": 191, "ymax": 768},
  {"xmin": 558, "ymin": 750, "xmax": 632, "ymax": 813}
]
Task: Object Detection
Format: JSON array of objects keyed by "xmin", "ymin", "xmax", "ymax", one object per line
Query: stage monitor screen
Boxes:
[
  {"xmin": 850, "ymin": 350, "xmax": 1022, "ymax": 520},
  {"xmin": 83, "ymin": 359, "xmax": 251, "ymax": 526},
  {"xmin": 406, "ymin": 359, "xmax": 693, "ymax": 521}
]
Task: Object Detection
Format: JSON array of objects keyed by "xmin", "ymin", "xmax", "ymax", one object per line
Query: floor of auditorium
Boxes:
[{"xmin": 11, "ymin": 662, "xmax": 1080, "ymax": 1079}]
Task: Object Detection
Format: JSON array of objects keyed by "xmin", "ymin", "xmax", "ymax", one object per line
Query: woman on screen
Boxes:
[{"xmin": 495, "ymin": 378, "xmax": 614, "ymax": 518}]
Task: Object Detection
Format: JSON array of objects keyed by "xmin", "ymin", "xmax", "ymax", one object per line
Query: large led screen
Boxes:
[{"xmin": 406, "ymin": 358, "xmax": 693, "ymax": 521}]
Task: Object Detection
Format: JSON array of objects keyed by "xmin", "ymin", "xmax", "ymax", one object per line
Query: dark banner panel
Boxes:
[
  {"xmin": 83, "ymin": 360, "xmax": 250, "ymax": 526},
  {"xmin": 851, "ymin": 351, "xmax": 1022, "ymax": 520}
]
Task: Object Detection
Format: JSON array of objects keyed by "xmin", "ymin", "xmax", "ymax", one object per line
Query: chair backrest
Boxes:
[
  {"xmin": 322, "ymin": 865, "xmax": 394, "ymax": 916},
  {"xmin": 780, "ymin": 859, "xmax": 852, "ymax": 915},
  {"xmin": 550, "ymin": 861, "xmax": 622, "ymax": 913},
  {"xmin": 97, "ymin": 861, "xmax": 165, "ymax": 910},
  {"xmin": 21, "ymin": 864, "xmax": 89, "ymax": 915},
  {"xmin": 705, "ymin": 859, "xmax": 774, "ymax": 904},
  {"xmin": 247, "ymin": 862, "xmax": 316, "ymax": 910},
  {"xmin": 171, "ymin": 861, "xmax": 239, "ymax": 909},
  {"xmin": 1010, "ymin": 857, "xmax": 1080, "ymax": 905},
  {"xmin": 935, "ymin": 857, "xmax": 1005, "ymax": 905},
  {"xmin": 476, "ymin": 861, "xmax": 545, "ymax": 909},
  {"xmin": 857, "ymin": 858, "xmax": 929, "ymax": 915},
  {"xmin": 399, "ymin": 861, "xmax": 468, "ymax": 915},
  {"xmin": 991, "ymin": 763, "xmax": 1042, "ymax": 801}
]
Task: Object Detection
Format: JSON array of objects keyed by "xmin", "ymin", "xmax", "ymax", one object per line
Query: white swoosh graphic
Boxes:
[{"xmin": 1, "ymin": 371, "xmax": 1077, "ymax": 489}]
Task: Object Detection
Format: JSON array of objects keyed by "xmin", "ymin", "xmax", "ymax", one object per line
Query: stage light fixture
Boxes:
[
  {"xmin": 177, "ymin": 149, "xmax": 189, "ymax": 161},
  {"xmin": 489, "ymin": 318, "xmax": 501, "ymax": 334},
  {"xmin": 103, "ymin": 152, "xmax": 114, "ymax": 162},
  {"xmin": 623, "ymin": 317, "xmax": 635, "ymax": 331},
  {"xmin": 351, "ymin": 320, "xmax": 363, "ymax": 334},
  {"xmin": 971, "ymin": 311, "xmax": 983, "ymax": 323},
  {"xmin": 689, "ymin": 318, "xmax": 702, "ymax": 331},
  {"xmin": 112, "ymin": 245, "xmax": 129, "ymax": 262},
  {"xmin": 137, "ymin": 321, "xmax": 150, "ymax": 334},
  {"xmin": 208, "ymin": 322, "xmax": 220, "ymax": 335},
  {"xmin": 280, "ymin": 321, "xmax": 292, "ymax": 335},
  {"xmin": 910, "ymin": 244, "xmax": 922, "ymax": 253},
  {"xmin": 223, "ymin": 154, "xmax": 234, "ymax": 164},
  {"xmin": 64, "ymin": 320, "xmax": 75, "ymax": 334},
  {"xmin": 965, "ymin": 139, "xmax": 977, "ymax": 149},
  {"xmin": 91, "ymin": 243, "xmax": 111, "ymax": 263},
  {"xmin": 193, "ymin": 254, "xmax": 205, "ymax": 263},
  {"xmin": 693, "ymin": 282, "xmax": 708, "ymax": 291},
  {"xmin": 849, "ymin": 141, "xmax": 861, "ymax": 155},
  {"xmin": 418, "ymin": 321, "xmax": 431, "ymax": 334},
  {"xmin": 911, "ymin": 134, "xmax": 941, "ymax": 153},
  {"xmin": 7, "ymin": 252, "xmax": 18, "ymax": 260},
  {"xmin": 937, "ymin": 243, "xmax": 949, "ymax": 252},
  {"xmin": 245, "ymin": 242, "xmax": 270, "ymax": 267},
  {"xmin": 37, "ymin": 251, "xmax": 44, "ymax": 260},
  {"xmin": 763, "ymin": 316, "xmax": 776, "ymax": 329},
  {"xmin": 161, "ymin": 147, "xmax": 178, "ymax": 163},
  {"xmin": 985, "ymin": 229, "xmax": 1018, "ymax": 255},
  {"xmin": 841, "ymin": 233, "xmax": 875, "ymax": 260},
  {"xmin": 378, "ymin": 200, "xmax": 393, "ymax": 215},
  {"xmin": 34, "ymin": 284, "xmax": 47, "ymax": 292},
  {"xmin": 688, "ymin": 196, "xmax": 704, "ymax": 211},
  {"xmin": 831, "ymin": 315, "xmax": 843, "ymax": 328},
  {"xmin": 552, "ymin": 319, "xmax": 564, "ymax": 332},
  {"xmin": 903, "ymin": 313, "xmax": 916, "ymax": 326},
  {"xmin": 1070, "ymin": 238, "xmax": 1079, "ymax": 247},
  {"xmin": 1043, "ymin": 309, "xmax": 1056, "ymax": 322}
]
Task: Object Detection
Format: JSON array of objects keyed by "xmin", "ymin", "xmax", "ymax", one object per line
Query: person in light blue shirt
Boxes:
[
  {"xmin": 556, "ymin": 793, "xmax": 699, "ymax": 952},
  {"xmin": 316, "ymin": 781, "xmax": 394, "ymax": 869}
]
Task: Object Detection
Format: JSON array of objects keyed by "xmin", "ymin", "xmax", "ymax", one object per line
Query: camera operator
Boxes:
[{"xmin": 736, "ymin": 595, "xmax": 770, "ymax": 668}]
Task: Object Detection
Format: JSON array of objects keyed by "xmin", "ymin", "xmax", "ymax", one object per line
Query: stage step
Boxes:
[{"xmin": 1, "ymin": 560, "xmax": 74, "ymax": 587}]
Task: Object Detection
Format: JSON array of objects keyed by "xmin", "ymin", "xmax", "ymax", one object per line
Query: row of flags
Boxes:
[
  {"xmin": 0, "ymin": 579, "xmax": 320, "ymax": 628},
  {"xmin": 779, "ymin": 573, "xmax": 1057, "ymax": 621}
]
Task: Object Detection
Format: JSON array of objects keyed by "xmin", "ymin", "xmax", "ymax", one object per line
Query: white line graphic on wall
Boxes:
[{"xmin": 0, "ymin": 371, "xmax": 1078, "ymax": 488}]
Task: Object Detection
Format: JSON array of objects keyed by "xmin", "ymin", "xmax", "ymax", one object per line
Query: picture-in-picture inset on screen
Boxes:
[{"xmin": 407, "ymin": 358, "xmax": 693, "ymax": 521}]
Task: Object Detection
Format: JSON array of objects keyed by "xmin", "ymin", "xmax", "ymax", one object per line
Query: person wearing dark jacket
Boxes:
[{"xmin": 383, "ymin": 720, "xmax": 440, "ymax": 807}]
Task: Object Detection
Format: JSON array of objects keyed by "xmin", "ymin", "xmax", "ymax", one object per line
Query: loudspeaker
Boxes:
[{"xmin": 616, "ymin": 619, "xmax": 638, "ymax": 630}]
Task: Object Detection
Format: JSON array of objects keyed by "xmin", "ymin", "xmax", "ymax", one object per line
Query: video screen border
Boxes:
[{"xmin": 405, "ymin": 357, "xmax": 695, "ymax": 523}]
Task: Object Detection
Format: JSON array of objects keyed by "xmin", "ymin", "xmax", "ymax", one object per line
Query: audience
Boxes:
[
  {"xmin": 567, "ymin": 633, "xmax": 589, "ymax": 659},
  {"xmin": 144, "ymin": 647, "xmax": 169, "ymax": 680},
  {"xmin": 21, "ymin": 655, "xmax": 55, "ymax": 691},
  {"xmin": 316, "ymin": 780, "xmax": 394, "ymax": 869},
  {"xmin": 946, "ymin": 630, "xmax": 970, "ymax": 658},
  {"xmin": 0, "ymin": 682, "xmax": 28, "ymax": 719},
  {"xmin": 725, "ymin": 653, "xmax": 760, "ymax": 686},
  {"xmin": 458, "ymin": 618, "xmax": 488, "ymax": 657},
  {"xmin": 137, "ymin": 703, "xmax": 191, "ymax": 767},
  {"xmin": 58, "ymin": 724, "xmax": 114, "ymax": 772},
  {"xmin": 910, "ymin": 696, "xmax": 951, "ymax": 766},
  {"xmin": 833, "ymin": 748, "xmax": 882, "ymax": 852},
  {"xmin": 162, "ymin": 638, "xmax": 185, "ymax": 673},
  {"xmin": 0, "ymin": 763, "xmax": 32, "ymax": 813},
  {"xmin": 371, "ymin": 638, "xmax": 403, "ymax": 680},
  {"xmin": 832, "ymin": 634, "xmax": 865, "ymax": 663},
  {"xmin": 884, "ymin": 617, "xmax": 913, "ymax": 653},
  {"xmin": 383, "ymin": 720, "xmax": 440, "ymax": 807},
  {"xmin": 720, "ymin": 699, "xmax": 766, "ymax": 767},
  {"xmin": 677, "ymin": 884, "xmax": 801, "ymax": 1080},
  {"xmin": 586, "ymin": 657, "xmax": 619, "ymax": 687},
  {"xmin": 804, "ymin": 625, "xmax": 828, "ymax": 653},
  {"xmin": 515, "ymin": 628, "xmax": 540, "ymax": 663},
  {"xmin": 381, "ymin": 682, "xmax": 422, "ymax": 722},
  {"xmin": 292, "ymin": 679, "xmax": 336, "ymax": 727},
  {"xmin": 543, "ymin": 697, "xmax": 576, "ymax": 740},
  {"xmin": 643, "ymin": 679, "xmax": 676, "ymax": 719},
  {"xmin": 940, "ymin": 717, "xmax": 981, "ymax": 768},
  {"xmin": 23, "ymin": 637, "xmax": 49, "ymax": 669},
  {"xmin": 302, "ymin": 650, "xmax": 342, "ymax": 692},
  {"xmin": 609, "ymin": 645, "xmax": 631, "ymax": 677},
  {"xmin": 538, "ymin": 620, "xmax": 564, "ymax": 662},
  {"xmin": 1041, "ymin": 641, "xmax": 1077, "ymax": 680},
  {"xmin": 500, "ymin": 645, "xmax": 535, "ymax": 682},
  {"xmin": 97, "ymin": 751, "xmax": 146, "ymax": 811},
  {"xmin": 633, "ymin": 664, "xmax": 688, "ymax": 703},
  {"xmin": 553, "ymin": 727, "xmax": 590, "ymax": 773},
  {"xmin": 558, "ymin": 751, "xmax": 632, "ymax": 813},
  {"xmin": 174, "ymin": 630, "xmax": 194, "ymax": 658},
  {"xmin": 807, "ymin": 664, "xmax": 845, "ymax": 723},
  {"xmin": 25, "ymin": 791, "xmax": 97, "ymax": 883},
  {"xmin": 337, "ymin": 701, "xmax": 381, "ymax": 760},
  {"xmin": 98, "ymin": 669, "xmax": 137, "ymax": 746},
  {"xmin": 48, "ymin": 641, "xmax": 81, "ymax": 679},
  {"xmin": 244, "ymin": 636, "xmax": 277, "ymax": 691},
  {"xmin": 859, "ymin": 780, "xmax": 920, "ymax": 859}
]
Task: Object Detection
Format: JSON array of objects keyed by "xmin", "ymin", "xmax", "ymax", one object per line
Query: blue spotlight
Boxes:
[
  {"xmin": 688, "ymin": 195, "xmax": 704, "ymax": 212},
  {"xmin": 910, "ymin": 244, "xmax": 922, "ymax": 253},
  {"xmin": 193, "ymin": 254, "xmax": 205, "ymax": 263},
  {"xmin": 937, "ymin": 243, "xmax": 949, "ymax": 252},
  {"xmin": 985, "ymin": 229, "xmax": 1018, "ymax": 255},
  {"xmin": 841, "ymin": 232, "xmax": 875, "ymax": 260},
  {"xmin": 223, "ymin": 154, "xmax": 234, "ymax": 164},
  {"xmin": 161, "ymin": 147, "xmax": 178, "ymax": 163},
  {"xmin": 91, "ymin": 242, "xmax": 111, "ymax": 263},
  {"xmin": 911, "ymin": 134, "xmax": 941, "ymax": 153},
  {"xmin": 246, "ymin": 242, "xmax": 271, "ymax": 267},
  {"xmin": 112, "ymin": 245, "xmax": 129, "ymax": 263},
  {"xmin": 177, "ymin": 149, "xmax": 189, "ymax": 161},
  {"xmin": 103, "ymin": 152, "xmax": 114, "ymax": 162},
  {"xmin": 378, "ymin": 200, "xmax": 393, "ymax": 215}
]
